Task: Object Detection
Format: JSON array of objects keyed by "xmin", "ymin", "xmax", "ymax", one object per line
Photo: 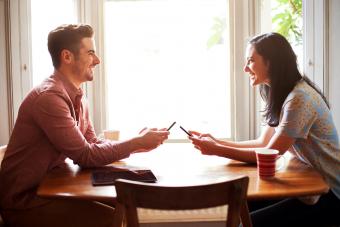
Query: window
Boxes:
[
  {"xmin": 7, "ymin": 0, "xmax": 256, "ymax": 141},
  {"xmin": 104, "ymin": 0, "xmax": 231, "ymax": 140},
  {"xmin": 271, "ymin": 0, "xmax": 303, "ymax": 67},
  {"xmin": 31, "ymin": 0, "xmax": 77, "ymax": 86},
  {"xmin": 256, "ymin": 0, "xmax": 303, "ymax": 136},
  {"xmin": 258, "ymin": 0, "xmax": 303, "ymax": 65},
  {"xmin": 4, "ymin": 0, "xmax": 333, "ymax": 144}
]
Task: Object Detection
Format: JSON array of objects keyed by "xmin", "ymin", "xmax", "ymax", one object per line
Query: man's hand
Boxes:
[{"xmin": 134, "ymin": 128, "xmax": 169, "ymax": 153}]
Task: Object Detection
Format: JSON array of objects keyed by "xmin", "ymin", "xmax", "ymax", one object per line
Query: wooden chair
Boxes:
[
  {"xmin": 0, "ymin": 145, "xmax": 7, "ymax": 227},
  {"xmin": 114, "ymin": 175, "xmax": 252, "ymax": 227},
  {"xmin": 0, "ymin": 145, "xmax": 6, "ymax": 168}
]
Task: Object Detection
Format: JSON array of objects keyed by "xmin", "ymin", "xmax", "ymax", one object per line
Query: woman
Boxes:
[{"xmin": 189, "ymin": 33, "xmax": 340, "ymax": 226}]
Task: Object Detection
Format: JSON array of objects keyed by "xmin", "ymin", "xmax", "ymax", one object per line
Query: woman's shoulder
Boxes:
[
  {"xmin": 283, "ymin": 80, "xmax": 327, "ymax": 110},
  {"xmin": 283, "ymin": 80, "xmax": 308, "ymax": 103}
]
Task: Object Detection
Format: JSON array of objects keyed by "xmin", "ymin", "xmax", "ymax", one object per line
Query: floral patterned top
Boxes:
[{"xmin": 276, "ymin": 79, "xmax": 340, "ymax": 199}]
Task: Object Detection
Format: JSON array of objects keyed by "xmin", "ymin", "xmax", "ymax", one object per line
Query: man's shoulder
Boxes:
[
  {"xmin": 34, "ymin": 75, "xmax": 73, "ymax": 101},
  {"xmin": 37, "ymin": 75, "xmax": 66, "ymax": 95},
  {"xmin": 22, "ymin": 75, "xmax": 71, "ymax": 108}
]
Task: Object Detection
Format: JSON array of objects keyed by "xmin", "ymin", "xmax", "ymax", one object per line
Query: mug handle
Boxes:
[{"xmin": 275, "ymin": 155, "xmax": 286, "ymax": 171}]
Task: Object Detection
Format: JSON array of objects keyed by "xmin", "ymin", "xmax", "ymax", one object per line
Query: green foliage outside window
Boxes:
[
  {"xmin": 207, "ymin": 0, "xmax": 302, "ymax": 49},
  {"xmin": 272, "ymin": 0, "xmax": 302, "ymax": 46},
  {"xmin": 207, "ymin": 17, "xmax": 226, "ymax": 49}
]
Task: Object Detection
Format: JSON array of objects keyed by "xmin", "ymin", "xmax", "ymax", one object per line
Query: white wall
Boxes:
[
  {"xmin": 0, "ymin": 0, "xmax": 10, "ymax": 146},
  {"xmin": 329, "ymin": 0, "xmax": 340, "ymax": 132}
]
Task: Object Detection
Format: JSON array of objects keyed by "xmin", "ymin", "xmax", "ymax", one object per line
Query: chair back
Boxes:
[
  {"xmin": 0, "ymin": 145, "xmax": 7, "ymax": 168},
  {"xmin": 115, "ymin": 175, "xmax": 251, "ymax": 227},
  {"xmin": 0, "ymin": 145, "xmax": 7, "ymax": 226}
]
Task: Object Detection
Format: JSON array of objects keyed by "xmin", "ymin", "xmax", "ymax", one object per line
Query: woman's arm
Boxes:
[
  {"xmin": 190, "ymin": 126, "xmax": 275, "ymax": 148},
  {"xmin": 189, "ymin": 129, "xmax": 295, "ymax": 163},
  {"xmin": 217, "ymin": 126, "xmax": 275, "ymax": 148}
]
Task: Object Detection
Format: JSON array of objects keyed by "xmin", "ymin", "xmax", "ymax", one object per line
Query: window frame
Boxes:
[
  {"xmin": 0, "ymin": 0, "xmax": 11, "ymax": 145},
  {"xmin": 7, "ymin": 0, "xmax": 32, "ymax": 123},
  {"xmin": 303, "ymin": 0, "xmax": 329, "ymax": 96},
  {"xmin": 6, "ymin": 0, "xmax": 282, "ymax": 142}
]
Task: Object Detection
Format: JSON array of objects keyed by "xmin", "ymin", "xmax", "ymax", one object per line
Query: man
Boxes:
[{"xmin": 0, "ymin": 24, "xmax": 169, "ymax": 227}]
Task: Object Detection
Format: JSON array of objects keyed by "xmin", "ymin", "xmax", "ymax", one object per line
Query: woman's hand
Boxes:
[
  {"xmin": 134, "ymin": 127, "xmax": 169, "ymax": 153},
  {"xmin": 189, "ymin": 135, "xmax": 221, "ymax": 156},
  {"xmin": 189, "ymin": 130, "xmax": 218, "ymax": 142}
]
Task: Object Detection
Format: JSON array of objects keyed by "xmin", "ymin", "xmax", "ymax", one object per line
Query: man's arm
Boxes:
[{"xmin": 32, "ymin": 92, "xmax": 133, "ymax": 167}]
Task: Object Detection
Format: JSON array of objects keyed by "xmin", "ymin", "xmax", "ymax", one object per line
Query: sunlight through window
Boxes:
[
  {"xmin": 104, "ymin": 0, "xmax": 231, "ymax": 140},
  {"xmin": 31, "ymin": 0, "xmax": 77, "ymax": 87}
]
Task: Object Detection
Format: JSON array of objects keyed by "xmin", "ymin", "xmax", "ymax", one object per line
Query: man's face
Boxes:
[{"xmin": 71, "ymin": 37, "xmax": 100, "ymax": 83}]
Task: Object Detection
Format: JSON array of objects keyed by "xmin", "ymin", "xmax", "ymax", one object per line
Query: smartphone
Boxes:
[
  {"xmin": 167, "ymin": 121, "xmax": 176, "ymax": 131},
  {"xmin": 179, "ymin": 126, "xmax": 192, "ymax": 136}
]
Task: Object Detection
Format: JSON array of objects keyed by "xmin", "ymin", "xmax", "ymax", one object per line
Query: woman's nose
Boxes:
[{"xmin": 243, "ymin": 64, "xmax": 249, "ymax": 73}]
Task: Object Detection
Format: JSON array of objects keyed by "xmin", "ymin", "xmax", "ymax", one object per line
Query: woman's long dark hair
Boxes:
[{"xmin": 249, "ymin": 32, "xmax": 329, "ymax": 127}]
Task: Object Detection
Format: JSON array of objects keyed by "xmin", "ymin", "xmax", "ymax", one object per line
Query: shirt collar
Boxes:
[{"xmin": 54, "ymin": 70, "xmax": 83, "ymax": 105}]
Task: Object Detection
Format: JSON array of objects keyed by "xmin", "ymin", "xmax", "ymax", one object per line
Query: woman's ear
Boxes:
[{"xmin": 264, "ymin": 60, "xmax": 271, "ymax": 85}]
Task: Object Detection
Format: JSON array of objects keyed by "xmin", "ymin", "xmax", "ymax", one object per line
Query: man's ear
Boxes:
[{"xmin": 60, "ymin": 49, "xmax": 74, "ymax": 65}]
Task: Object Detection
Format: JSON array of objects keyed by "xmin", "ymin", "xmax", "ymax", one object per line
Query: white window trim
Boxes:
[
  {"xmin": 7, "ymin": 0, "xmax": 32, "ymax": 123},
  {"xmin": 78, "ymin": 0, "xmax": 107, "ymax": 135},
  {"xmin": 230, "ymin": 0, "xmax": 257, "ymax": 141},
  {"xmin": 0, "ymin": 0, "xmax": 11, "ymax": 144},
  {"xmin": 328, "ymin": 0, "xmax": 340, "ymax": 131},
  {"xmin": 303, "ymin": 0, "xmax": 329, "ymax": 96}
]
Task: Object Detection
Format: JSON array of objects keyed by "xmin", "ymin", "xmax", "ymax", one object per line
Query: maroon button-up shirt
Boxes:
[{"xmin": 0, "ymin": 71, "xmax": 132, "ymax": 210}]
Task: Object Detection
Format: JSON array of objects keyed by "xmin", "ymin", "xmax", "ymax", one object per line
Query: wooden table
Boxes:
[{"xmin": 38, "ymin": 143, "xmax": 329, "ymax": 204}]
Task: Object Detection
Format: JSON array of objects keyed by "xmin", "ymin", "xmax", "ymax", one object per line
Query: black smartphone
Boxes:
[
  {"xmin": 167, "ymin": 121, "xmax": 176, "ymax": 131},
  {"xmin": 179, "ymin": 126, "xmax": 192, "ymax": 136}
]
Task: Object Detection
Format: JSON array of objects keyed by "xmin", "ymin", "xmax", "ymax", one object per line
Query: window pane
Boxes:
[
  {"xmin": 31, "ymin": 0, "xmax": 77, "ymax": 87},
  {"xmin": 260, "ymin": 0, "xmax": 303, "ymax": 67},
  {"xmin": 105, "ymin": 0, "xmax": 230, "ymax": 140},
  {"xmin": 271, "ymin": 0, "xmax": 303, "ymax": 67},
  {"xmin": 258, "ymin": 0, "xmax": 302, "ymax": 134}
]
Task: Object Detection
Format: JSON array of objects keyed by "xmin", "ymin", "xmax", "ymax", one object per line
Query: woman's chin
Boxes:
[{"xmin": 250, "ymin": 79, "xmax": 257, "ymax": 87}]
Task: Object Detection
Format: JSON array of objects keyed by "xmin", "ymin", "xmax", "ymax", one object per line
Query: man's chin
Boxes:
[{"xmin": 86, "ymin": 74, "xmax": 94, "ymax": 81}]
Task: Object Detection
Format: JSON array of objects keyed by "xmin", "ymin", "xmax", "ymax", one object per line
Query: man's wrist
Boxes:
[{"xmin": 129, "ymin": 136, "xmax": 144, "ymax": 153}]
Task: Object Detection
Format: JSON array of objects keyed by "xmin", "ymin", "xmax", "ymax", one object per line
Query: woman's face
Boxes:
[{"xmin": 243, "ymin": 44, "xmax": 270, "ymax": 86}]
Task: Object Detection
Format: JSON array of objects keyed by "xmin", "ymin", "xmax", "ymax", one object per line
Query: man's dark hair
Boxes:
[
  {"xmin": 249, "ymin": 32, "xmax": 329, "ymax": 127},
  {"xmin": 48, "ymin": 24, "xmax": 94, "ymax": 69}
]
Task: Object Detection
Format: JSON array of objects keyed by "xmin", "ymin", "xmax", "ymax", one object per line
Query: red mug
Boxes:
[{"xmin": 255, "ymin": 148, "xmax": 279, "ymax": 179}]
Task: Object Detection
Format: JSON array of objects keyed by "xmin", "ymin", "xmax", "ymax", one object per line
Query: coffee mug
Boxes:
[
  {"xmin": 103, "ymin": 129, "xmax": 120, "ymax": 141},
  {"xmin": 255, "ymin": 148, "xmax": 280, "ymax": 179}
]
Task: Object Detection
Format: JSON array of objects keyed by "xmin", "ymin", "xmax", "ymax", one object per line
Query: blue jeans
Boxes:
[{"xmin": 248, "ymin": 190, "xmax": 340, "ymax": 227}]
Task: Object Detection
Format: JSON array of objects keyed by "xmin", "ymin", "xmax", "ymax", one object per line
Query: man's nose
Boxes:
[{"xmin": 94, "ymin": 54, "xmax": 101, "ymax": 65}]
